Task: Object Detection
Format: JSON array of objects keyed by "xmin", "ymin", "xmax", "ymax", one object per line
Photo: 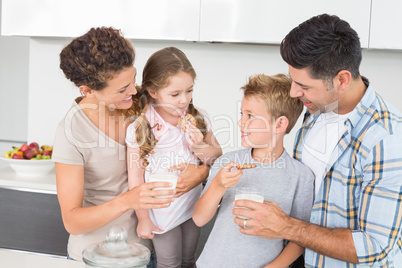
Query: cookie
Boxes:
[
  {"xmin": 236, "ymin": 163, "xmax": 257, "ymax": 170},
  {"xmin": 178, "ymin": 114, "xmax": 196, "ymax": 132}
]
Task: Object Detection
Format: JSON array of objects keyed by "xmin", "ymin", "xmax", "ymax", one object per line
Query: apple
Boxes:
[
  {"xmin": 42, "ymin": 150, "xmax": 51, "ymax": 156},
  {"xmin": 31, "ymin": 147, "xmax": 40, "ymax": 156},
  {"xmin": 28, "ymin": 142, "xmax": 40, "ymax": 151},
  {"xmin": 24, "ymin": 148, "xmax": 36, "ymax": 159},
  {"xmin": 12, "ymin": 153, "xmax": 23, "ymax": 159},
  {"xmin": 20, "ymin": 144, "xmax": 29, "ymax": 153}
]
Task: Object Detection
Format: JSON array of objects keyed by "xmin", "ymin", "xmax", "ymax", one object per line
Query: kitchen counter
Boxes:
[
  {"xmin": 0, "ymin": 166, "xmax": 56, "ymax": 193},
  {"xmin": 0, "ymin": 249, "xmax": 85, "ymax": 268}
]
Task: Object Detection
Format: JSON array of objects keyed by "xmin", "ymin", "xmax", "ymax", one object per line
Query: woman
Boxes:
[{"xmin": 52, "ymin": 27, "xmax": 209, "ymax": 264}]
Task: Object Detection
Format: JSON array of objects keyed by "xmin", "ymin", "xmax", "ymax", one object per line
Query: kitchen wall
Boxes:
[
  {"xmin": 26, "ymin": 38, "xmax": 402, "ymax": 154},
  {"xmin": 0, "ymin": 0, "xmax": 29, "ymax": 143}
]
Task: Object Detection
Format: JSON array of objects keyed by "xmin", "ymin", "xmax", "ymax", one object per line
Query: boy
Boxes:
[{"xmin": 193, "ymin": 74, "xmax": 314, "ymax": 268}]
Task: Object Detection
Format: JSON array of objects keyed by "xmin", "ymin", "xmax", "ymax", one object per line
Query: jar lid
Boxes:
[{"xmin": 82, "ymin": 225, "xmax": 150, "ymax": 268}]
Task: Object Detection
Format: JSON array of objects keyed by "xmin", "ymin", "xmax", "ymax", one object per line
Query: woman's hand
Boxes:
[
  {"xmin": 122, "ymin": 181, "xmax": 174, "ymax": 210},
  {"xmin": 137, "ymin": 217, "xmax": 163, "ymax": 240},
  {"xmin": 170, "ymin": 163, "xmax": 210, "ymax": 197}
]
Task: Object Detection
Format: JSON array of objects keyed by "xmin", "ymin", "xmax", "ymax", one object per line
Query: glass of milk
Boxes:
[
  {"xmin": 148, "ymin": 171, "xmax": 178, "ymax": 198},
  {"xmin": 234, "ymin": 187, "xmax": 264, "ymax": 219}
]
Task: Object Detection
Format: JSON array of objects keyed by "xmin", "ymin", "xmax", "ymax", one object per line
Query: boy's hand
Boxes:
[{"xmin": 215, "ymin": 162, "xmax": 243, "ymax": 189}]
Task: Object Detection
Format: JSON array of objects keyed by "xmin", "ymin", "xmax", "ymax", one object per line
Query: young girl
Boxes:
[{"xmin": 125, "ymin": 47, "xmax": 222, "ymax": 268}]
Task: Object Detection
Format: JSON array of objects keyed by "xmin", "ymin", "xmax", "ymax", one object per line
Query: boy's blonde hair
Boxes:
[{"xmin": 241, "ymin": 74, "xmax": 303, "ymax": 134}]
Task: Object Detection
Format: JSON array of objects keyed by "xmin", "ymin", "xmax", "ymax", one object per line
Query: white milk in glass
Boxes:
[
  {"xmin": 235, "ymin": 187, "xmax": 264, "ymax": 219},
  {"xmin": 148, "ymin": 172, "xmax": 178, "ymax": 198},
  {"xmin": 235, "ymin": 193, "xmax": 264, "ymax": 203}
]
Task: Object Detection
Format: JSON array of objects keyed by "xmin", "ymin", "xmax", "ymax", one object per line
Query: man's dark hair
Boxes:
[{"xmin": 280, "ymin": 14, "xmax": 362, "ymax": 83}]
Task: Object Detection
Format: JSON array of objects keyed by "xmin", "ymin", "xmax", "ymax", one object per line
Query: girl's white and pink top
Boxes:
[{"xmin": 125, "ymin": 104, "xmax": 211, "ymax": 233}]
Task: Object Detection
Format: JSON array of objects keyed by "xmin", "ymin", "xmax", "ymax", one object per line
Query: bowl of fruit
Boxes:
[{"xmin": 1, "ymin": 142, "xmax": 55, "ymax": 176}]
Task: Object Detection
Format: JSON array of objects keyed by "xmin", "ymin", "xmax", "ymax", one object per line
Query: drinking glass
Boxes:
[
  {"xmin": 234, "ymin": 187, "xmax": 264, "ymax": 219},
  {"xmin": 148, "ymin": 171, "xmax": 178, "ymax": 198}
]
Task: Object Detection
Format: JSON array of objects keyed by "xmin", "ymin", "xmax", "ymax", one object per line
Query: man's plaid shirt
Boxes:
[{"xmin": 294, "ymin": 78, "xmax": 402, "ymax": 267}]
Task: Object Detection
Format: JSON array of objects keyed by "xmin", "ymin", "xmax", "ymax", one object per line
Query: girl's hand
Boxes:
[
  {"xmin": 123, "ymin": 182, "xmax": 174, "ymax": 210},
  {"xmin": 170, "ymin": 163, "xmax": 209, "ymax": 197},
  {"xmin": 185, "ymin": 124, "xmax": 205, "ymax": 148},
  {"xmin": 137, "ymin": 218, "xmax": 163, "ymax": 240},
  {"xmin": 215, "ymin": 162, "xmax": 243, "ymax": 189}
]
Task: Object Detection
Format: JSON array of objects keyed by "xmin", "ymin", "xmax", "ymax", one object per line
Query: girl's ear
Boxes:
[
  {"xmin": 275, "ymin": 116, "xmax": 289, "ymax": 134},
  {"xmin": 79, "ymin": 85, "xmax": 95, "ymax": 98},
  {"xmin": 148, "ymin": 89, "xmax": 158, "ymax": 100}
]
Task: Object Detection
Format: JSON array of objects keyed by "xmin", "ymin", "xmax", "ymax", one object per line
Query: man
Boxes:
[{"xmin": 232, "ymin": 14, "xmax": 402, "ymax": 267}]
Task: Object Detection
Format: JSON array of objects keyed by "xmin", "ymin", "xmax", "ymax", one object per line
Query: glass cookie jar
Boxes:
[{"xmin": 82, "ymin": 225, "xmax": 150, "ymax": 268}]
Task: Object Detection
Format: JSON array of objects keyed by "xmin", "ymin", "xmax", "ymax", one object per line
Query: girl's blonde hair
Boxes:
[{"xmin": 136, "ymin": 47, "xmax": 208, "ymax": 168}]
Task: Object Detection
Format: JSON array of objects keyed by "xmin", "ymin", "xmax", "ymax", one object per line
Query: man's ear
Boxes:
[
  {"xmin": 275, "ymin": 116, "xmax": 289, "ymax": 134},
  {"xmin": 79, "ymin": 85, "xmax": 95, "ymax": 98},
  {"xmin": 334, "ymin": 70, "xmax": 352, "ymax": 91}
]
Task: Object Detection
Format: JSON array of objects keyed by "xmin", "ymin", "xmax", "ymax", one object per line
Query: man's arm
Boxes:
[{"xmin": 232, "ymin": 200, "xmax": 359, "ymax": 263}]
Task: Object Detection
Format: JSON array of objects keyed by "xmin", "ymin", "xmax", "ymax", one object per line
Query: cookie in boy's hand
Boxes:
[
  {"xmin": 236, "ymin": 163, "xmax": 257, "ymax": 170},
  {"xmin": 178, "ymin": 114, "xmax": 196, "ymax": 132}
]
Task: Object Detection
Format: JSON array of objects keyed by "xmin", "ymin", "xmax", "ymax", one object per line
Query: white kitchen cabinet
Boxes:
[
  {"xmin": 370, "ymin": 0, "xmax": 402, "ymax": 49},
  {"xmin": 199, "ymin": 0, "xmax": 371, "ymax": 48},
  {"xmin": 1, "ymin": 0, "xmax": 200, "ymax": 41},
  {"xmin": 0, "ymin": 167, "xmax": 68, "ymax": 256},
  {"xmin": 0, "ymin": 186, "xmax": 69, "ymax": 256}
]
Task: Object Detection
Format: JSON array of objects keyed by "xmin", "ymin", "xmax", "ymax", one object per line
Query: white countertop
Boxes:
[
  {"xmin": 0, "ymin": 249, "xmax": 85, "ymax": 268},
  {"xmin": 0, "ymin": 166, "xmax": 56, "ymax": 193}
]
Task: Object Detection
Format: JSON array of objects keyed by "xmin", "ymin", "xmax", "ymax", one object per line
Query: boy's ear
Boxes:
[
  {"xmin": 79, "ymin": 85, "xmax": 95, "ymax": 98},
  {"xmin": 275, "ymin": 116, "xmax": 289, "ymax": 134}
]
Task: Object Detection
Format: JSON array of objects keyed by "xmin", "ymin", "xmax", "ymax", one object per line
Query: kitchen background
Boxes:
[{"xmin": 1, "ymin": 0, "xmax": 402, "ymax": 166}]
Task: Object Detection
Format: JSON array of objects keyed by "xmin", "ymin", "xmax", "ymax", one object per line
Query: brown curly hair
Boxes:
[
  {"xmin": 59, "ymin": 27, "xmax": 140, "ymax": 118},
  {"xmin": 135, "ymin": 47, "xmax": 208, "ymax": 168}
]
